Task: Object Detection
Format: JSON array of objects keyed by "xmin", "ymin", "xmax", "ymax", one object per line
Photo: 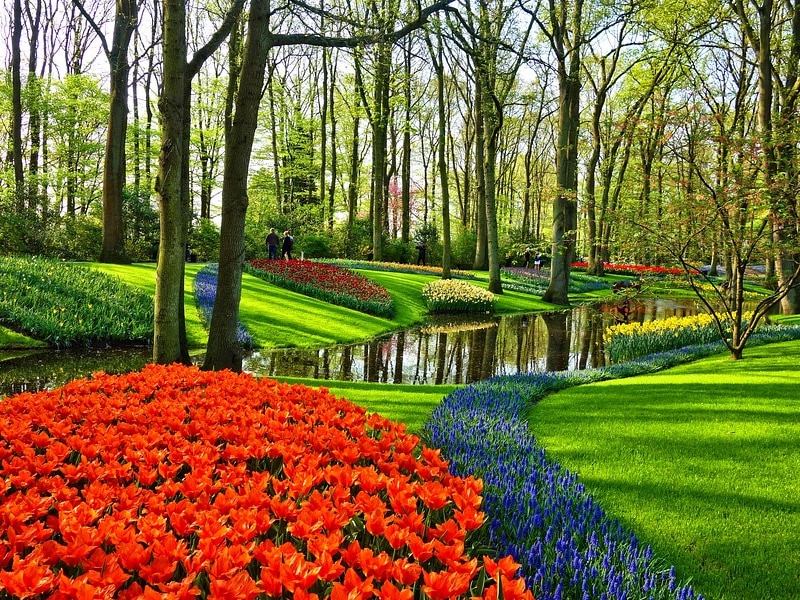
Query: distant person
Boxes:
[
  {"xmin": 281, "ymin": 230, "xmax": 294, "ymax": 260},
  {"xmin": 416, "ymin": 242, "xmax": 427, "ymax": 266},
  {"xmin": 534, "ymin": 252, "xmax": 542, "ymax": 272},
  {"xmin": 265, "ymin": 227, "xmax": 280, "ymax": 259},
  {"xmin": 523, "ymin": 247, "xmax": 531, "ymax": 268}
]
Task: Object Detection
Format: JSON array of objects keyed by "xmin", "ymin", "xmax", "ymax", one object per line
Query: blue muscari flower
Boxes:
[
  {"xmin": 421, "ymin": 338, "xmax": 747, "ymax": 600},
  {"xmin": 194, "ymin": 264, "xmax": 254, "ymax": 348}
]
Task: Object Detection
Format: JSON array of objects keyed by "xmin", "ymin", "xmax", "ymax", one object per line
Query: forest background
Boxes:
[{"xmin": 1, "ymin": 0, "xmax": 800, "ymax": 369}]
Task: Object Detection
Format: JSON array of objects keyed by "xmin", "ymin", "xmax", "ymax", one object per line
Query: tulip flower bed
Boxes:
[
  {"xmin": 194, "ymin": 263, "xmax": 255, "ymax": 349},
  {"xmin": 246, "ymin": 259, "xmax": 395, "ymax": 318},
  {"xmin": 422, "ymin": 280, "xmax": 495, "ymax": 313},
  {"xmin": 605, "ymin": 312, "xmax": 749, "ymax": 363},
  {"xmin": 0, "ymin": 255, "xmax": 153, "ymax": 348},
  {"xmin": 0, "ymin": 363, "xmax": 536, "ymax": 600},
  {"xmin": 425, "ymin": 323, "xmax": 800, "ymax": 600},
  {"xmin": 571, "ymin": 262, "xmax": 683, "ymax": 276}
]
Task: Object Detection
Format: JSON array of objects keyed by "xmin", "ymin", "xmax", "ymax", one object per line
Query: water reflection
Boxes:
[
  {"xmin": 0, "ymin": 347, "xmax": 152, "ymax": 398},
  {"xmin": 247, "ymin": 307, "xmax": 592, "ymax": 384},
  {"xmin": 243, "ymin": 297, "xmax": 708, "ymax": 384},
  {"xmin": 0, "ymin": 297, "xmax": 708, "ymax": 397}
]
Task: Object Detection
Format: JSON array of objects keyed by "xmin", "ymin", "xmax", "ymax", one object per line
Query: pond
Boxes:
[{"xmin": 0, "ymin": 297, "xmax": 705, "ymax": 398}]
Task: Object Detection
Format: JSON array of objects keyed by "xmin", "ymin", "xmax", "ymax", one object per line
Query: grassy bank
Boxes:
[
  {"xmin": 527, "ymin": 340, "xmax": 800, "ymax": 599},
  {"xmin": 91, "ymin": 262, "xmax": 557, "ymax": 349}
]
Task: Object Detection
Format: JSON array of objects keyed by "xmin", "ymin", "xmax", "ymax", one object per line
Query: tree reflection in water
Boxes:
[
  {"xmin": 244, "ymin": 308, "xmax": 601, "ymax": 384},
  {"xmin": 0, "ymin": 298, "xmax": 708, "ymax": 397}
]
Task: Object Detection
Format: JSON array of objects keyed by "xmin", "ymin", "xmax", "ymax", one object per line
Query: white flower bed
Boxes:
[{"xmin": 422, "ymin": 279, "xmax": 495, "ymax": 313}]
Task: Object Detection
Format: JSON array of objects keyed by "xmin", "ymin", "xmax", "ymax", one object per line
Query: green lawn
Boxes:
[
  {"xmin": 89, "ymin": 262, "xmax": 560, "ymax": 349},
  {"xmin": 273, "ymin": 376, "xmax": 459, "ymax": 434},
  {"xmin": 527, "ymin": 340, "xmax": 800, "ymax": 600},
  {"xmin": 0, "ymin": 325, "xmax": 45, "ymax": 349}
]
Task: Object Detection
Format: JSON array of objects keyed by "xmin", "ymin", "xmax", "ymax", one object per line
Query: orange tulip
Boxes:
[
  {"xmin": 422, "ymin": 568, "xmax": 474, "ymax": 600},
  {"xmin": 376, "ymin": 581, "xmax": 415, "ymax": 600},
  {"xmin": 0, "ymin": 554, "xmax": 57, "ymax": 598}
]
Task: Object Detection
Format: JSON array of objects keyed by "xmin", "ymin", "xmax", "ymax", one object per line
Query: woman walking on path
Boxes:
[{"xmin": 281, "ymin": 230, "xmax": 294, "ymax": 260}]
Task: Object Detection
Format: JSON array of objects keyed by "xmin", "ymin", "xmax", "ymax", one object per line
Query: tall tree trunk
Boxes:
[
  {"xmin": 11, "ymin": 0, "xmax": 25, "ymax": 211},
  {"xmin": 320, "ymin": 46, "xmax": 329, "ymax": 230},
  {"xmin": 473, "ymin": 79, "xmax": 488, "ymax": 269},
  {"xmin": 204, "ymin": 0, "xmax": 271, "ymax": 371},
  {"xmin": 267, "ymin": 63, "xmax": 284, "ymax": 212},
  {"xmin": 327, "ymin": 51, "xmax": 338, "ymax": 234},
  {"xmin": 401, "ymin": 39, "xmax": 412, "ymax": 243},
  {"xmin": 26, "ymin": 0, "xmax": 43, "ymax": 214},
  {"xmin": 371, "ymin": 41, "xmax": 392, "ymax": 261},
  {"xmin": 542, "ymin": 0, "xmax": 583, "ymax": 305},
  {"xmin": 429, "ymin": 29, "xmax": 451, "ymax": 278},
  {"xmin": 347, "ymin": 101, "xmax": 361, "ymax": 254},
  {"xmin": 99, "ymin": 0, "xmax": 137, "ymax": 264},
  {"xmin": 154, "ymin": 0, "xmax": 188, "ymax": 364}
]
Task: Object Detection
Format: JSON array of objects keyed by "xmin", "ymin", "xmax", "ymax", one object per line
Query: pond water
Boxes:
[{"xmin": 0, "ymin": 297, "xmax": 705, "ymax": 397}]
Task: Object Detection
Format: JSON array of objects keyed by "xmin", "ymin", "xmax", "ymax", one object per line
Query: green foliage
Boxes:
[
  {"xmin": 0, "ymin": 209, "xmax": 44, "ymax": 255},
  {"xmin": 383, "ymin": 238, "xmax": 416, "ymax": 264},
  {"xmin": 190, "ymin": 218, "xmax": 221, "ymax": 262},
  {"xmin": 43, "ymin": 215, "xmax": 103, "ymax": 260},
  {"xmin": 330, "ymin": 218, "xmax": 373, "ymax": 259},
  {"xmin": 0, "ymin": 256, "xmax": 153, "ymax": 347},
  {"xmin": 451, "ymin": 229, "xmax": 478, "ymax": 269},
  {"xmin": 413, "ymin": 222, "xmax": 442, "ymax": 266},
  {"xmin": 299, "ymin": 234, "xmax": 334, "ymax": 258},
  {"xmin": 123, "ymin": 187, "xmax": 159, "ymax": 262}
]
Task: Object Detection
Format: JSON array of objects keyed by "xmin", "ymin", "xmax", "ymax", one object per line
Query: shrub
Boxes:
[
  {"xmin": 422, "ymin": 279, "xmax": 495, "ymax": 313},
  {"xmin": 383, "ymin": 238, "xmax": 416, "ymax": 264},
  {"xmin": 451, "ymin": 230, "xmax": 478, "ymax": 269},
  {"xmin": 44, "ymin": 215, "xmax": 103, "ymax": 260},
  {"xmin": 0, "ymin": 363, "xmax": 535, "ymax": 600},
  {"xmin": 189, "ymin": 218, "xmax": 221, "ymax": 262},
  {"xmin": 298, "ymin": 233, "xmax": 334, "ymax": 259}
]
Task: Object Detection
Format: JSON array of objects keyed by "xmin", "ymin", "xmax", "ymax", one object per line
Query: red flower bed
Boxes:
[
  {"xmin": 247, "ymin": 260, "xmax": 395, "ymax": 318},
  {"xmin": 571, "ymin": 262, "xmax": 683, "ymax": 276},
  {"xmin": 0, "ymin": 364, "xmax": 534, "ymax": 599}
]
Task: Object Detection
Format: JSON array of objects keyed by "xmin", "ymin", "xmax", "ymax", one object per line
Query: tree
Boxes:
[
  {"xmin": 449, "ymin": 0, "xmax": 533, "ymax": 292},
  {"xmin": 426, "ymin": 21, "xmax": 452, "ymax": 278},
  {"xmin": 74, "ymin": 0, "xmax": 138, "ymax": 264},
  {"xmin": 733, "ymin": 0, "xmax": 800, "ymax": 315},
  {"xmin": 153, "ymin": 0, "xmax": 245, "ymax": 364},
  {"xmin": 533, "ymin": 0, "xmax": 586, "ymax": 304},
  {"xmin": 203, "ymin": 0, "xmax": 455, "ymax": 371}
]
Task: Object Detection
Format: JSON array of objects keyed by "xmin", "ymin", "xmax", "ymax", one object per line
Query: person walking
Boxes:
[
  {"xmin": 281, "ymin": 230, "xmax": 294, "ymax": 260},
  {"xmin": 265, "ymin": 228, "xmax": 280, "ymax": 259},
  {"xmin": 416, "ymin": 242, "xmax": 427, "ymax": 266}
]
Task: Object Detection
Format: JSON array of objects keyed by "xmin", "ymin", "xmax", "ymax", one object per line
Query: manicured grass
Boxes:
[
  {"xmin": 527, "ymin": 340, "xmax": 800, "ymax": 600},
  {"xmin": 92, "ymin": 263, "xmax": 558, "ymax": 350},
  {"xmin": 271, "ymin": 376, "xmax": 460, "ymax": 433},
  {"xmin": 0, "ymin": 325, "xmax": 45, "ymax": 349},
  {"xmin": 89, "ymin": 262, "xmax": 209, "ymax": 347}
]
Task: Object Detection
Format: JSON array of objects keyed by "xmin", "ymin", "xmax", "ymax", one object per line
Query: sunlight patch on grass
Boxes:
[
  {"xmin": 272, "ymin": 376, "xmax": 460, "ymax": 433},
  {"xmin": 528, "ymin": 340, "xmax": 800, "ymax": 600}
]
